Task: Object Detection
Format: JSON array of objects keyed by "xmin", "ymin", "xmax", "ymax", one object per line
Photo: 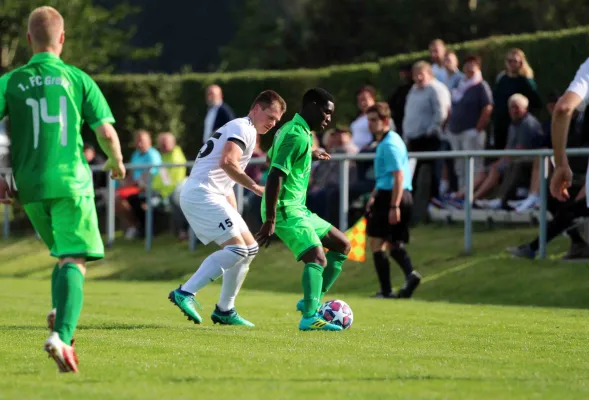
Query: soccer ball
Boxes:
[{"xmin": 319, "ymin": 299, "xmax": 353, "ymax": 329}]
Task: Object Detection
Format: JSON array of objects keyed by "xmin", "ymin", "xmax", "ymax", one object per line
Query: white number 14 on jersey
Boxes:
[{"xmin": 25, "ymin": 96, "xmax": 68, "ymax": 149}]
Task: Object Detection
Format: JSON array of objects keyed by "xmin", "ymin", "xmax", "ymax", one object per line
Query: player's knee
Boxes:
[
  {"xmin": 369, "ymin": 237, "xmax": 386, "ymax": 253},
  {"xmin": 340, "ymin": 237, "xmax": 352, "ymax": 255},
  {"xmin": 306, "ymin": 247, "xmax": 327, "ymax": 267},
  {"xmin": 59, "ymin": 257, "xmax": 86, "ymax": 275},
  {"xmin": 222, "ymin": 244, "xmax": 249, "ymax": 265},
  {"xmin": 389, "ymin": 242, "xmax": 406, "ymax": 257},
  {"xmin": 247, "ymin": 243, "xmax": 259, "ymax": 258}
]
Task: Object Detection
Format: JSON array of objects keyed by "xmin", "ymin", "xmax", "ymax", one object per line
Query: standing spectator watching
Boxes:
[
  {"xmin": 387, "ymin": 64, "xmax": 414, "ymax": 138},
  {"xmin": 443, "ymin": 51, "xmax": 465, "ymax": 90},
  {"xmin": 403, "ymin": 61, "xmax": 451, "ymax": 202},
  {"xmin": 447, "ymin": 55, "xmax": 494, "ymax": 190},
  {"xmin": 350, "ymin": 86, "xmax": 379, "ymax": 150},
  {"xmin": 153, "ymin": 132, "xmax": 188, "ymax": 240},
  {"xmin": 203, "ymin": 84, "xmax": 235, "ymax": 143},
  {"xmin": 365, "ymin": 103, "xmax": 421, "ymax": 299},
  {"xmin": 492, "ymin": 48, "xmax": 542, "ymax": 151},
  {"xmin": 429, "ymin": 39, "xmax": 448, "ymax": 84}
]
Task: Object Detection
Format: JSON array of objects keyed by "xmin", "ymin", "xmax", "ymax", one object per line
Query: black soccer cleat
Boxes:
[{"xmin": 397, "ymin": 271, "xmax": 422, "ymax": 298}]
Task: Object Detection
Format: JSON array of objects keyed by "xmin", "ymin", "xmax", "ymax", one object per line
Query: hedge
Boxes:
[{"xmin": 87, "ymin": 26, "xmax": 589, "ymax": 159}]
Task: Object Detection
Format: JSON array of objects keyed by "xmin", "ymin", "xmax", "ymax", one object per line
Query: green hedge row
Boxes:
[{"xmin": 87, "ymin": 26, "xmax": 589, "ymax": 159}]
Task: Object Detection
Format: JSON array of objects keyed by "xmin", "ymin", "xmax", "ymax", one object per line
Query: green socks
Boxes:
[
  {"xmin": 54, "ymin": 263, "xmax": 85, "ymax": 344},
  {"xmin": 302, "ymin": 263, "xmax": 324, "ymax": 318},
  {"xmin": 51, "ymin": 264, "xmax": 59, "ymax": 309},
  {"xmin": 322, "ymin": 252, "xmax": 347, "ymax": 296}
]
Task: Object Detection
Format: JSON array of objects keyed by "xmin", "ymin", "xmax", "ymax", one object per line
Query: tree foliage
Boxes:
[
  {"xmin": 220, "ymin": 0, "xmax": 589, "ymax": 71},
  {"xmin": 0, "ymin": 0, "xmax": 159, "ymax": 73}
]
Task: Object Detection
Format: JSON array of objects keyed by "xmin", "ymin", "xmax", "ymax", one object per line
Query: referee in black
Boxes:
[{"xmin": 365, "ymin": 103, "xmax": 421, "ymax": 298}]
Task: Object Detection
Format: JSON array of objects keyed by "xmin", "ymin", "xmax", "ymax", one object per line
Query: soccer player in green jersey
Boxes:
[
  {"xmin": 0, "ymin": 6, "xmax": 125, "ymax": 373},
  {"xmin": 256, "ymin": 88, "xmax": 351, "ymax": 331}
]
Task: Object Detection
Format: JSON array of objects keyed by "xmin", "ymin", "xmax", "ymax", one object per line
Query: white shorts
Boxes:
[{"xmin": 180, "ymin": 189, "xmax": 249, "ymax": 246}]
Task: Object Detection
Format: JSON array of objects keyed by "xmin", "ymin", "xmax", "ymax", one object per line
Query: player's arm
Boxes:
[
  {"xmin": 263, "ymin": 168, "xmax": 284, "ymax": 223},
  {"xmin": 219, "ymin": 140, "xmax": 264, "ymax": 197},
  {"xmin": 552, "ymin": 91, "xmax": 583, "ymax": 168},
  {"xmin": 391, "ymin": 170, "xmax": 404, "ymax": 208},
  {"xmin": 94, "ymin": 123, "xmax": 125, "ymax": 180}
]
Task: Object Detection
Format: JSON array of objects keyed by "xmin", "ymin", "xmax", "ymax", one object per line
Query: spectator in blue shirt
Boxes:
[
  {"xmin": 115, "ymin": 130, "xmax": 163, "ymax": 240},
  {"xmin": 365, "ymin": 103, "xmax": 421, "ymax": 300}
]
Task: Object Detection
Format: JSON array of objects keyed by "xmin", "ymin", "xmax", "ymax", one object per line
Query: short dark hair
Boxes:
[
  {"xmin": 355, "ymin": 85, "xmax": 376, "ymax": 99},
  {"xmin": 302, "ymin": 88, "xmax": 335, "ymax": 108},
  {"xmin": 251, "ymin": 90, "xmax": 287, "ymax": 113},
  {"xmin": 463, "ymin": 54, "xmax": 482, "ymax": 66},
  {"xmin": 366, "ymin": 102, "xmax": 391, "ymax": 120}
]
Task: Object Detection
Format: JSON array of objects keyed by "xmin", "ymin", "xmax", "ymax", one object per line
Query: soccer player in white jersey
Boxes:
[
  {"xmin": 168, "ymin": 90, "xmax": 286, "ymax": 326},
  {"xmin": 550, "ymin": 58, "xmax": 589, "ymax": 205}
]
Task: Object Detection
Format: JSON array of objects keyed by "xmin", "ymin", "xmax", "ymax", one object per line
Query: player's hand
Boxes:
[
  {"xmin": 104, "ymin": 158, "xmax": 126, "ymax": 180},
  {"xmin": 550, "ymin": 165, "xmax": 573, "ymax": 202},
  {"xmin": 0, "ymin": 177, "xmax": 13, "ymax": 204},
  {"xmin": 312, "ymin": 149, "xmax": 331, "ymax": 161},
  {"xmin": 255, "ymin": 220, "xmax": 275, "ymax": 248},
  {"xmin": 252, "ymin": 184, "xmax": 265, "ymax": 197},
  {"xmin": 389, "ymin": 207, "xmax": 401, "ymax": 225},
  {"xmin": 365, "ymin": 196, "xmax": 375, "ymax": 216}
]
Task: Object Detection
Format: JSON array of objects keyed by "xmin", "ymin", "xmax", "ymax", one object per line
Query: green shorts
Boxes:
[
  {"xmin": 23, "ymin": 196, "xmax": 104, "ymax": 261},
  {"xmin": 273, "ymin": 207, "xmax": 332, "ymax": 261}
]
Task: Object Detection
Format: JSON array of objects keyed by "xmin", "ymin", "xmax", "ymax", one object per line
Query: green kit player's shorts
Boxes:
[
  {"xmin": 23, "ymin": 196, "xmax": 104, "ymax": 261},
  {"xmin": 273, "ymin": 207, "xmax": 332, "ymax": 261}
]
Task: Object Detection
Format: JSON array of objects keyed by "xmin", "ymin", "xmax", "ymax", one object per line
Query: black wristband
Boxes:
[{"xmin": 390, "ymin": 205, "xmax": 399, "ymax": 209}]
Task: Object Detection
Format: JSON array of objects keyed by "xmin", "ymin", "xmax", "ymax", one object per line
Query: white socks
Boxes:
[
  {"xmin": 181, "ymin": 245, "xmax": 248, "ymax": 294},
  {"xmin": 217, "ymin": 244, "xmax": 258, "ymax": 311}
]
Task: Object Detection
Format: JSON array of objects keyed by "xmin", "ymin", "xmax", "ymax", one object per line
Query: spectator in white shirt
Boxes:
[
  {"xmin": 203, "ymin": 84, "xmax": 235, "ymax": 143},
  {"xmin": 350, "ymin": 86, "xmax": 378, "ymax": 150}
]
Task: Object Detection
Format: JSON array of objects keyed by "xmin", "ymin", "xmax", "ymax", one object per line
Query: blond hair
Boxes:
[
  {"xmin": 429, "ymin": 39, "xmax": 445, "ymax": 48},
  {"xmin": 508, "ymin": 93, "xmax": 529, "ymax": 109},
  {"xmin": 506, "ymin": 48, "xmax": 534, "ymax": 79},
  {"xmin": 412, "ymin": 61, "xmax": 432, "ymax": 74},
  {"xmin": 28, "ymin": 7, "xmax": 64, "ymax": 48}
]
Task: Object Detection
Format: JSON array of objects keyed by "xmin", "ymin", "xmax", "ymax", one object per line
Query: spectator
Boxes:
[
  {"xmin": 443, "ymin": 51, "xmax": 465, "ymax": 90},
  {"xmin": 387, "ymin": 63, "xmax": 414, "ymax": 138},
  {"xmin": 454, "ymin": 94, "xmax": 544, "ymax": 202},
  {"xmin": 429, "ymin": 39, "xmax": 448, "ymax": 83},
  {"xmin": 115, "ymin": 130, "xmax": 162, "ymax": 240},
  {"xmin": 307, "ymin": 128, "xmax": 358, "ymax": 226},
  {"xmin": 152, "ymin": 132, "xmax": 188, "ymax": 240},
  {"xmin": 203, "ymin": 84, "xmax": 235, "ymax": 143},
  {"xmin": 83, "ymin": 143, "xmax": 107, "ymax": 204},
  {"xmin": 403, "ymin": 61, "xmax": 451, "ymax": 201},
  {"xmin": 350, "ymin": 85, "xmax": 393, "ymax": 150},
  {"xmin": 447, "ymin": 55, "xmax": 494, "ymax": 190},
  {"xmin": 491, "ymin": 48, "xmax": 542, "ymax": 151}
]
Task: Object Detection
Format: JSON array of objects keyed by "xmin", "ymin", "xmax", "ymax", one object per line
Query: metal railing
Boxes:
[{"xmin": 2, "ymin": 148, "xmax": 589, "ymax": 259}]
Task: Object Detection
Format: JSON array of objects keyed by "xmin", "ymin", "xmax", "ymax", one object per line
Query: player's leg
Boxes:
[
  {"xmin": 23, "ymin": 202, "xmax": 60, "ymax": 313},
  {"xmin": 275, "ymin": 215, "xmax": 341, "ymax": 331},
  {"xmin": 45, "ymin": 196, "xmax": 104, "ymax": 373},
  {"xmin": 169, "ymin": 194, "xmax": 249, "ymax": 324},
  {"xmin": 317, "ymin": 221, "xmax": 351, "ymax": 298},
  {"xmin": 392, "ymin": 191, "xmax": 421, "ymax": 298},
  {"xmin": 213, "ymin": 226, "xmax": 258, "ymax": 327}
]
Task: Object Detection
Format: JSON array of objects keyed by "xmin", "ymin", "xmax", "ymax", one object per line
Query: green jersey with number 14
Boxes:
[{"xmin": 0, "ymin": 52, "xmax": 115, "ymax": 204}]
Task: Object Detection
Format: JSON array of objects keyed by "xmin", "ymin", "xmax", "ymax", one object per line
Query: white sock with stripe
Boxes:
[
  {"xmin": 181, "ymin": 245, "xmax": 248, "ymax": 294},
  {"xmin": 217, "ymin": 244, "xmax": 258, "ymax": 311}
]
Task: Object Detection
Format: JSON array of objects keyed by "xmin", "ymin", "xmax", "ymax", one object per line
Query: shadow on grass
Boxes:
[{"xmin": 3, "ymin": 225, "xmax": 589, "ymax": 310}]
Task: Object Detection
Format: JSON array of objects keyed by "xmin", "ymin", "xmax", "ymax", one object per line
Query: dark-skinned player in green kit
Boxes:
[
  {"xmin": 256, "ymin": 88, "xmax": 351, "ymax": 331},
  {"xmin": 0, "ymin": 6, "xmax": 126, "ymax": 373}
]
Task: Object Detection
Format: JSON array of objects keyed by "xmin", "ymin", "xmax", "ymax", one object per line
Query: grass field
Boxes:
[{"xmin": 1, "ymin": 225, "xmax": 589, "ymax": 399}]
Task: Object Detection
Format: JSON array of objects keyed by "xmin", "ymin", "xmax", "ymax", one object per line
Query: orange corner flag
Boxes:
[{"xmin": 345, "ymin": 217, "xmax": 367, "ymax": 262}]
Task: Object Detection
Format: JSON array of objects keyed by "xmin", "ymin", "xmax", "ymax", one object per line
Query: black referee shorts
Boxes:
[{"xmin": 366, "ymin": 189, "xmax": 413, "ymax": 244}]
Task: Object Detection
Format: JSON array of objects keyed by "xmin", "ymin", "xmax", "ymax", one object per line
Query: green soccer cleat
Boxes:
[
  {"xmin": 296, "ymin": 298, "xmax": 321, "ymax": 314},
  {"xmin": 299, "ymin": 314, "xmax": 342, "ymax": 331},
  {"xmin": 168, "ymin": 286, "xmax": 203, "ymax": 324},
  {"xmin": 211, "ymin": 305, "xmax": 255, "ymax": 327}
]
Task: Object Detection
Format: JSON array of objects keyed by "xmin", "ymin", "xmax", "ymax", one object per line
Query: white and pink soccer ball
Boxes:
[{"xmin": 319, "ymin": 299, "xmax": 353, "ymax": 330}]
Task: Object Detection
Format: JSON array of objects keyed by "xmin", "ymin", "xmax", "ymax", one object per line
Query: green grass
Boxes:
[{"xmin": 1, "ymin": 225, "xmax": 589, "ymax": 399}]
